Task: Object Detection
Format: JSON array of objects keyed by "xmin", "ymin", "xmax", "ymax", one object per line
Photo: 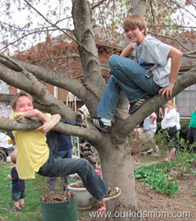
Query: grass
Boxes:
[
  {"xmin": 1, "ymin": 132, "xmax": 196, "ymax": 220},
  {"xmin": 0, "ymin": 162, "xmax": 87, "ymax": 221},
  {"xmin": 0, "ymin": 162, "xmax": 43, "ymax": 221}
]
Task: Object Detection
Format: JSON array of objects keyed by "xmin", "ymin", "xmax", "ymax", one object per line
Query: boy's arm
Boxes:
[
  {"xmin": 150, "ymin": 112, "xmax": 157, "ymax": 125},
  {"xmin": 159, "ymin": 47, "xmax": 183, "ymax": 99},
  {"xmin": 121, "ymin": 42, "xmax": 134, "ymax": 57},
  {"xmin": 15, "ymin": 109, "xmax": 61, "ymax": 133},
  {"xmin": 36, "ymin": 114, "xmax": 61, "ymax": 133},
  {"xmin": 14, "ymin": 109, "xmax": 50, "ymax": 122}
]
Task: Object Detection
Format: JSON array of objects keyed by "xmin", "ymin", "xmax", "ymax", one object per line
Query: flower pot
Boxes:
[
  {"xmin": 40, "ymin": 192, "xmax": 78, "ymax": 221},
  {"xmin": 68, "ymin": 181, "xmax": 93, "ymax": 210}
]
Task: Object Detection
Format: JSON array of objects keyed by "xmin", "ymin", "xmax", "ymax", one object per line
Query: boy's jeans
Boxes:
[
  {"xmin": 48, "ymin": 148, "xmax": 73, "ymax": 190},
  {"xmin": 97, "ymin": 55, "xmax": 161, "ymax": 119},
  {"xmin": 38, "ymin": 130, "xmax": 108, "ymax": 201}
]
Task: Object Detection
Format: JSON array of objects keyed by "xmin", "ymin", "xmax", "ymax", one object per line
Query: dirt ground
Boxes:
[{"xmin": 80, "ymin": 155, "xmax": 196, "ymax": 221}]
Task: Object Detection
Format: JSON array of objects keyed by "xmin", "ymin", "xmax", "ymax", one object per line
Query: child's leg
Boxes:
[
  {"xmin": 46, "ymin": 130, "xmax": 61, "ymax": 155},
  {"xmin": 38, "ymin": 157, "xmax": 109, "ymax": 201},
  {"xmin": 47, "ymin": 177, "xmax": 57, "ymax": 190},
  {"xmin": 170, "ymin": 148, "xmax": 176, "ymax": 160},
  {"xmin": 20, "ymin": 190, "xmax": 26, "ymax": 207},
  {"xmin": 11, "ymin": 192, "xmax": 21, "ymax": 210},
  {"xmin": 96, "ymin": 75, "xmax": 121, "ymax": 119},
  {"xmin": 14, "ymin": 201, "xmax": 20, "ymax": 208},
  {"xmin": 165, "ymin": 150, "xmax": 170, "ymax": 161},
  {"xmin": 108, "ymin": 55, "xmax": 160, "ymax": 101},
  {"xmin": 20, "ymin": 198, "xmax": 25, "ymax": 207}
]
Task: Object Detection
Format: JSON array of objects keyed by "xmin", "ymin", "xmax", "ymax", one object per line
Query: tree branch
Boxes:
[
  {"xmin": 114, "ymin": 66, "xmax": 196, "ymax": 142},
  {"xmin": 23, "ymin": 0, "xmax": 80, "ymax": 46},
  {"xmin": 0, "ymin": 117, "xmax": 102, "ymax": 143}
]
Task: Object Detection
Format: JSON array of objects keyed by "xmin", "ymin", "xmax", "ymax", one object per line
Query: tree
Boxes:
[{"xmin": 0, "ymin": 0, "xmax": 196, "ymax": 220}]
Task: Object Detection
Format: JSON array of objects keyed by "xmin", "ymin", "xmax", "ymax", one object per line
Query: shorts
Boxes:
[
  {"xmin": 11, "ymin": 190, "xmax": 26, "ymax": 202},
  {"xmin": 143, "ymin": 129, "xmax": 156, "ymax": 141}
]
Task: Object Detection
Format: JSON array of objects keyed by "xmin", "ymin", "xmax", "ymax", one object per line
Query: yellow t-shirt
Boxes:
[{"xmin": 11, "ymin": 112, "xmax": 50, "ymax": 179}]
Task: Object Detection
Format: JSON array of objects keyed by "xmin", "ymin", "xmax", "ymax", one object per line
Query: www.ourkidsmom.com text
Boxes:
[{"xmin": 89, "ymin": 210, "xmax": 191, "ymax": 219}]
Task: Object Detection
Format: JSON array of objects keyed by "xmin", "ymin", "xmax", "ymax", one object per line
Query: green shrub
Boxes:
[{"xmin": 134, "ymin": 164, "xmax": 178, "ymax": 196}]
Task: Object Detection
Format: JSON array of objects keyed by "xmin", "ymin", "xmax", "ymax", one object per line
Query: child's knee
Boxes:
[
  {"xmin": 108, "ymin": 54, "xmax": 119, "ymax": 67},
  {"xmin": 80, "ymin": 158, "xmax": 90, "ymax": 167}
]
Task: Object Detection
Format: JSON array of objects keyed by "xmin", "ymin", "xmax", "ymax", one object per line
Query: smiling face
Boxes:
[
  {"xmin": 125, "ymin": 27, "xmax": 146, "ymax": 45},
  {"xmin": 13, "ymin": 96, "xmax": 33, "ymax": 112},
  {"xmin": 123, "ymin": 15, "xmax": 147, "ymax": 45}
]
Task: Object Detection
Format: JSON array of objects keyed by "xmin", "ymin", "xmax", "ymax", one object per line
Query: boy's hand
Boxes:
[
  {"xmin": 14, "ymin": 114, "xmax": 25, "ymax": 121},
  {"xmin": 36, "ymin": 120, "xmax": 54, "ymax": 133},
  {"xmin": 7, "ymin": 174, "xmax": 12, "ymax": 179},
  {"xmin": 159, "ymin": 83, "xmax": 174, "ymax": 99}
]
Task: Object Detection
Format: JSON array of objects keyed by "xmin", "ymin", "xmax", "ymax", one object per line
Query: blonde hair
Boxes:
[
  {"xmin": 11, "ymin": 92, "xmax": 33, "ymax": 109},
  {"xmin": 166, "ymin": 100, "xmax": 175, "ymax": 109},
  {"xmin": 11, "ymin": 152, "xmax": 17, "ymax": 164},
  {"xmin": 123, "ymin": 14, "xmax": 147, "ymax": 35},
  {"xmin": 174, "ymin": 104, "xmax": 178, "ymax": 112}
]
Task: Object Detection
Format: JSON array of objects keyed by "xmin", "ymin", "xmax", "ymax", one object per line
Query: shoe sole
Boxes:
[
  {"xmin": 87, "ymin": 119, "xmax": 110, "ymax": 133},
  {"xmin": 102, "ymin": 187, "xmax": 121, "ymax": 201},
  {"xmin": 129, "ymin": 96, "xmax": 152, "ymax": 114}
]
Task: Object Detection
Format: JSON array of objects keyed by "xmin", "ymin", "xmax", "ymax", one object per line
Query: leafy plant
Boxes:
[{"xmin": 134, "ymin": 164, "xmax": 178, "ymax": 196}]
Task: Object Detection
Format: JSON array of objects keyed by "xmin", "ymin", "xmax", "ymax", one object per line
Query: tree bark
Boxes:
[{"xmin": 0, "ymin": 0, "xmax": 196, "ymax": 220}]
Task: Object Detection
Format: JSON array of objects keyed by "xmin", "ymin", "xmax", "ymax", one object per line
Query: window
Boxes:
[{"xmin": 175, "ymin": 84, "xmax": 196, "ymax": 118}]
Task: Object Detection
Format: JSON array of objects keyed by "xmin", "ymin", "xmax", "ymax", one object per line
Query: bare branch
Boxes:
[
  {"xmin": 0, "ymin": 118, "xmax": 102, "ymax": 143},
  {"xmin": 148, "ymin": 31, "xmax": 191, "ymax": 52},
  {"xmin": 91, "ymin": 0, "xmax": 107, "ymax": 10},
  {"xmin": 170, "ymin": 0, "xmax": 196, "ymax": 19},
  {"xmin": 23, "ymin": 0, "xmax": 79, "ymax": 46}
]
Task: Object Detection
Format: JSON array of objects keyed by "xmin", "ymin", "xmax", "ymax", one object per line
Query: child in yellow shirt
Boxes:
[{"xmin": 10, "ymin": 92, "xmax": 121, "ymax": 201}]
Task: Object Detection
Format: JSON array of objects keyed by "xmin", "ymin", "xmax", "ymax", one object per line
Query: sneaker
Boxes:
[
  {"xmin": 11, "ymin": 207, "xmax": 21, "ymax": 211},
  {"xmin": 87, "ymin": 117, "xmax": 111, "ymax": 132},
  {"xmin": 129, "ymin": 94, "xmax": 152, "ymax": 114},
  {"xmin": 102, "ymin": 187, "xmax": 121, "ymax": 201},
  {"xmin": 147, "ymin": 148, "xmax": 154, "ymax": 154}
]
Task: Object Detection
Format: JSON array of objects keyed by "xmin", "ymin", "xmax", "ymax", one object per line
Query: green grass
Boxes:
[
  {"xmin": 0, "ymin": 163, "xmax": 86, "ymax": 221},
  {"xmin": 0, "ymin": 162, "xmax": 43, "ymax": 221}
]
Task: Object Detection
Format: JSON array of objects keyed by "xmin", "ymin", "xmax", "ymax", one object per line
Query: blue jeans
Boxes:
[
  {"xmin": 97, "ymin": 55, "xmax": 161, "ymax": 119},
  {"xmin": 57, "ymin": 149, "xmax": 73, "ymax": 182},
  {"xmin": 38, "ymin": 131, "xmax": 109, "ymax": 201},
  {"xmin": 48, "ymin": 149, "xmax": 73, "ymax": 190}
]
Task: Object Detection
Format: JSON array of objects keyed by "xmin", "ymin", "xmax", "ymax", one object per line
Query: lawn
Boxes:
[
  {"xmin": 0, "ymin": 162, "xmax": 43, "ymax": 221},
  {"xmin": 1, "ymin": 144, "xmax": 196, "ymax": 221},
  {"xmin": 0, "ymin": 162, "xmax": 91, "ymax": 221}
]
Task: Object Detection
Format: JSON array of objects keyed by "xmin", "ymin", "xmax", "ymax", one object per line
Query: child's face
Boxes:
[
  {"xmin": 13, "ymin": 96, "xmax": 33, "ymax": 112},
  {"xmin": 166, "ymin": 104, "xmax": 172, "ymax": 111},
  {"xmin": 125, "ymin": 27, "xmax": 145, "ymax": 45}
]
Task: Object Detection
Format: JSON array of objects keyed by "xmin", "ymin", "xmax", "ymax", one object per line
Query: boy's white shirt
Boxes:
[{"xmin": 133, "ymin": 35, "xmax": 172, "ymax": 87}]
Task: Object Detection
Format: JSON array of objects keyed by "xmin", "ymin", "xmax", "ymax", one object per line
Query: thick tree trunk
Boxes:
[{"xmin": 95, "ymin": 135, "xmax": 142, "ymax": 221}]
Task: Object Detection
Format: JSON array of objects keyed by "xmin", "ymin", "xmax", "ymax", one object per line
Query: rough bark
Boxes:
[{"xmin": 0, "ymin": 0, "xmax": 196, "ymax": 220}]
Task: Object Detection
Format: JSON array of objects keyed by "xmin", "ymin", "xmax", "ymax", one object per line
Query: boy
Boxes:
[
  {"xmin": 8, "ymin": 152, "xmax": 26, "ymax": 211},
  {"xmin": 10, "ymin": 92, "xmax": 120, "ymax": 201},
  {"xmin": 88, "ymin": 14, "xmax": 183, "ymax": 132}
]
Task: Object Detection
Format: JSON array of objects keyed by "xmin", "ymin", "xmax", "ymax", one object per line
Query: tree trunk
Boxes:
[{"xmin": 96, "ymin": 135, "xmax": 142, "ymax": 221}]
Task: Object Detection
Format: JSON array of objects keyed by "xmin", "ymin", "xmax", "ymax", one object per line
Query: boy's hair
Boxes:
[
  {"xmin": 11, "ymin": 152, "xmax": 17, "ymax": 164},
  {"xmin": 166, "ymin": 100, "xmax": 175, "ymax": 109},
  {"xmin": 11, "ymin": 92, "xmax": 33, "ymax": 109},
  {"xmin": 123, "ymin": 14, "xmax": 147, "ymax": 35}
]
